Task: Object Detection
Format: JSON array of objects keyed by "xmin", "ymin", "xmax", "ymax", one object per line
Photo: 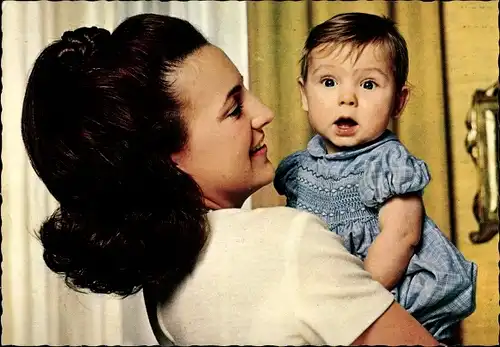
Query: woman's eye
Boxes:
[
  {"xmin": 228, "ymin": 103, "xmax": 243, "ymax": 118},
  {"xmin": 322, "ymin": 78, "xmax": 337, "ymax": 88},
  {"xmin": 362, "ymin": 80, "xmax": 377, "ymax": 90}
]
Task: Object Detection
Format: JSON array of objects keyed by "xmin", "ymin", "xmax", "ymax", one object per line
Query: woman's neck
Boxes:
[
  {"xmin": 204, "ymin": 198, "xmax": 223, "ymax": 210},
  {"xmin": 203, "ymin": 195, "xmax": 245, "ymax": 210}
]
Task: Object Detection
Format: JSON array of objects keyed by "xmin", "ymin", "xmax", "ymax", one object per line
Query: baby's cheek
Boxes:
[{"xmin": 372, "ymin": 100, "xmax": 394, "ymax": 117}]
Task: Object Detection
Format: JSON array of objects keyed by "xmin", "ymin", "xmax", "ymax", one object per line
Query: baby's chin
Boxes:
[{"xmin": 324, "ymin": 135, "xmax": 379, "ymax": 154}]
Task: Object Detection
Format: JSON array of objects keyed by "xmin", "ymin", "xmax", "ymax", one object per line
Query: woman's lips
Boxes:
[{"xmin": 250, "ymin": 144, "xmax": 267, "ymax": 156}]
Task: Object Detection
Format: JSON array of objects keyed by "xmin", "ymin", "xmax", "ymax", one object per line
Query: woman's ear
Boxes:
[
  {"xmin": 170, "ymin": 151, "xmax": 186, "ymax": 172},
  {"xmin": 298, "ymin": 77, "xmax": 309, "ymax": 112},
  {"xmin": 393, "ymin": 86, "xmax": 410, "ymax": 119}
]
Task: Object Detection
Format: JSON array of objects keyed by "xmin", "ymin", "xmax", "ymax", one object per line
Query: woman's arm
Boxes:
[
  {"xmin": 292, "ymin": 211, "xmax": 436, "ymax": 346},
  {"xmin": 363, "ymin": 194, "xmax": 423, "ymax": 289},
  {"xmin": 352, "ymin": 301, "xmax": 439, "ymax": 346}
]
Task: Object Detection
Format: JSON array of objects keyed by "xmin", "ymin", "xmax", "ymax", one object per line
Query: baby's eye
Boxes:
[
  {"xmin": 362, "ymin": 80, "xmax": 377, "ymax": 90},
  {"xmin": 322, "ymin": 78, "xmax": 337, "ymax": 88}
]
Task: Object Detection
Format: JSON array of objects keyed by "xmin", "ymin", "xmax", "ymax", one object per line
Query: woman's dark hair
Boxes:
[{"xmin": 21, "ymin": 14, "xmax": 210, "ymax": 298}]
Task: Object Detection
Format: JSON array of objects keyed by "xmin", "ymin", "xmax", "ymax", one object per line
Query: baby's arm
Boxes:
[{"xmin": 364, "ymin": 193, "xmax": 423, "ymax": 290}]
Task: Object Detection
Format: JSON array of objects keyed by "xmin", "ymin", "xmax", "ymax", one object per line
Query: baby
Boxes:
[{"xmin": 274, "ymin": 12, "xmax": 477, "ymax": 342}]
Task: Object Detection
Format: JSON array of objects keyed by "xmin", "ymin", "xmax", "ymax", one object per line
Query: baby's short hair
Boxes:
[{"xmin": 300, "ymin": 12, "xmax": 409, "ymax": 91}]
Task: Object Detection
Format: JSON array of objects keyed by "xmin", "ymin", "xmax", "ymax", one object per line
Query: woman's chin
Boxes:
[
  {"xmin": 252, "ymin": 165, "xmax": 275, "ymax": 192},
  {"xmin": 262, "ymin": 162, "xmax": 276, "ymax": 183}
]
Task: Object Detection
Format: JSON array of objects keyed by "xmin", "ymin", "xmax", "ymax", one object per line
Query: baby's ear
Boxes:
[
  {"xmin": 298, "ymin": 77, "xmax": 309, "ymax": 112},
  {"xmin": 393, "ymin": 86, "xmax": 410, "ymax": 119}
]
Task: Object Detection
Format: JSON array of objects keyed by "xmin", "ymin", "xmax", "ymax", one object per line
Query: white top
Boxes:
[{"xmin": 152, "ymin": 207, "xmax": 394, "ymax": 345}]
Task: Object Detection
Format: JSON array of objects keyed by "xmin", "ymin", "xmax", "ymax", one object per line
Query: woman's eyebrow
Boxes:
[
  {"xmin": 220, "ymin": 75, "xmax": 244, "ymax": 111},
  {"xmin": 225, "ymin": 84, "xmax": 242, "ymax": 102}
]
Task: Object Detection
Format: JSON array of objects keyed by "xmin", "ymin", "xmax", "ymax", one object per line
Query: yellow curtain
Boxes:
[
  {"xmin": 247, "ymin": 1, "xmax": 498, "ymax": 345},
  {"xmin": 247, "ymin": 1, "xmax": 311, "ymax": 207},
  {"xmin": 393, "ymin": 2, "xmax": 451, "ymax": 238}
]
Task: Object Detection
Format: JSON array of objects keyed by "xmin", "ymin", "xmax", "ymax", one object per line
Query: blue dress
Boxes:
[{"xmin": 274, "ymin": 130, "xmax": 477, "ymax": 341}]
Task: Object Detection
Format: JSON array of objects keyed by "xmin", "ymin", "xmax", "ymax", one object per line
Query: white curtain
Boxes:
[{"xmin": 1, "ymin": 1, "xmax": 249, "ymax": 345}]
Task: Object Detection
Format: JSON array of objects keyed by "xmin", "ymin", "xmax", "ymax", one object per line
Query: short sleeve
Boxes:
[
  {"xmin": 359, "ymin": 142, "xmax": 431, "ymax": 208},
  {"xmin": 274, "ymin": 151, "xmax": 303, "ymax": 204},
  {"xmin": 289, "ymin": 212, "xmax": 394, "ymax": 345}
]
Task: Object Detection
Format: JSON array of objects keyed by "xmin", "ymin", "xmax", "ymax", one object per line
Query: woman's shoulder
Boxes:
[
  {"xmin": 207, "ymin": 207, "xmax": 343, "ymax": 249},
  {"xmin": 207, "ymin": 206, "xmax": 327, "ymax": 230}
]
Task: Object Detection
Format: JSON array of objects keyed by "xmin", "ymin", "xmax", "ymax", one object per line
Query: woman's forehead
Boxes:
[{"xmin": 173, "ymin": 45, "xmax": 241, "ymax": 111}]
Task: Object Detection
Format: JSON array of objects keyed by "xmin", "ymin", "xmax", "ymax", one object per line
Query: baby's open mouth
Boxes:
[{"xmin": 334, "ymin": 117, "xmax": 358, "ymax": 127}]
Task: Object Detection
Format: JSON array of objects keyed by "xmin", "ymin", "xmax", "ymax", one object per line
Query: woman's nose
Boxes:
[{"xmin": 249, "ymin": 93, "xmax": 274, "ymax": 129}]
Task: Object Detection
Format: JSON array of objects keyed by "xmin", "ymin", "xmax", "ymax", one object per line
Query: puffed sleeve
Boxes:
[
  {"xmin": 358, "ymin": 142, "xmax": 431, "ymax": 208},
  {"xmin": 288, "ymin": 212, "xmax": 394, "ymax": 345},
  {"xmin": 274, "ymin": 151, "xmax": 303, "ymax": 205}
]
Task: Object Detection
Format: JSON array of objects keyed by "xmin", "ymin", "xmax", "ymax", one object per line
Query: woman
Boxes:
[{"xmin": 21, "ymin": 14, "xmax": 439, "ymax": 345}]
